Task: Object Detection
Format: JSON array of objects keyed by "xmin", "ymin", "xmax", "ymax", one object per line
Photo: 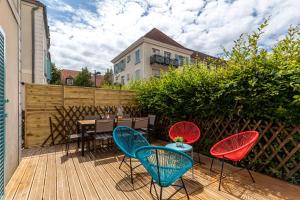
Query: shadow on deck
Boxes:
[{"xmin": 5, "ymin": 141, "xmax": 300, "ymax": 200}]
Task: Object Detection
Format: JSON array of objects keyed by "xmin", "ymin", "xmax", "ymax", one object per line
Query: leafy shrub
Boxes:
[{"xmin": 130, "ymin": 21, "xmax": 300, "ymax": 125}]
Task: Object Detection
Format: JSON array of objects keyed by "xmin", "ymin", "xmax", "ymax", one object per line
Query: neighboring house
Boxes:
[
  {"xmin": 21, "ymin": 0, "xmax": 51, "ymax": 84},
  {"xmin": 0, "ymin": 0, "xmax": 22, "ymax": 194},
  {"xmin": 61, "ymin": 69, "xmax": 104, "ymax": 87},
  {"xmin": 111, "ymin": 28, "xmax": 214, "ymax": 85}
]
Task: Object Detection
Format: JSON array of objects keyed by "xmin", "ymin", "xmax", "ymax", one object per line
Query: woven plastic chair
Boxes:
[
  {"xmin": 210, "ymin": 131, "xmax": 259, "ymax": 190},
  {"xmin": 169, "ymin": 121, "xmax": 201, "ymax": 162},
  {"xmin": 136, "ymin": 146, "xmax": 193, "ymax": 200},
  {"xmin": 113, "ymin": 126, "xmax": 150, "ymax": 184}
]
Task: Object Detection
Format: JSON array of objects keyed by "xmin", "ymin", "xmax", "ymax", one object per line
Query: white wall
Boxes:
[
  {"xmin": 113, "ymin": 40, "xmax": 192, "ymax": 85},
  {"xmin": 34, "ymin": 7, "xmax": 47, "ymax": 84},
  {"xmin": 21, "ymin": 1, "xmax": 48, "ymax": 84},
  {"xmin": 114, "ymin": 44, "xmax": 144, "ymax": 85},
  {"xmin": 0, "ymin": 0, "xmax": 21, "ymax": 185}
]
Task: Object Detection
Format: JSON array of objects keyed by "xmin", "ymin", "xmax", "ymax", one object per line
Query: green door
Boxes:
[{"xmin": 0, "ymin": 30, "xmax": 6, "ymax": 199}]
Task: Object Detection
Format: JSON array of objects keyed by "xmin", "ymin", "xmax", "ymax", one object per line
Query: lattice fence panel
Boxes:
[
  {"xmin": 154, "ymin": 116, "xmax": 300, "ymax": 183},
  {"xmin": 46, "ymin": 105, "xmax": 142, "ymax": 146}
]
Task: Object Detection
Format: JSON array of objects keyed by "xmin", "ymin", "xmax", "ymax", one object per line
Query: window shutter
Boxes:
[{"xmin": 0, "ymin": 31, "xmax": 6, "ymax": 199}]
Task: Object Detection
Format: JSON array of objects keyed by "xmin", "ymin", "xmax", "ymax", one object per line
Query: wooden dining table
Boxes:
[{"xmin": 77, "ymin": 119, "xmax": 96, "ymax": 156}]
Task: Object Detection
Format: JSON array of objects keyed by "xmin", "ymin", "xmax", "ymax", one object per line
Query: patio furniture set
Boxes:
[{"xmin": 65, "ymin": 116, "xmax": 259, "ymax": 200}]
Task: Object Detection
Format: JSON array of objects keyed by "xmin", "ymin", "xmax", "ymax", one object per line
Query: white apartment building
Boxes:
[
  {"xmin": 111, "ymin": 28, "xmax": 213, "ymax": 85},
  {"xmin": 21, "ymin": 0, "xmax": 51, "ymax": 84}
]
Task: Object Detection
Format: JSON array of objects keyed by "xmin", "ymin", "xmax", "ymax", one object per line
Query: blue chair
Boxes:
[
  {"xmin": 136, "ymin": 146, "xmax": 193, "ymax": 200},
  {"xmin": 113, "ymin": 126, "xmax": 150, "ymax": 184}
]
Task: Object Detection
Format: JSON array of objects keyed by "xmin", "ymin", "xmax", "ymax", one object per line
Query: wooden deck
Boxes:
[{"xmin": 5, "ymin": 141, "xmax": 300, "ymax": 200}]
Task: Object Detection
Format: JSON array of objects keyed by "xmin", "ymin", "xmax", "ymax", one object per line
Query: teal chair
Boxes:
[
  {"xmin": 113, "ymin": 126, "xmax": 150, "ymax": 184},
  {"xmin": 136, "ymin": 146, "xmax": 193, "ymax": 200}
]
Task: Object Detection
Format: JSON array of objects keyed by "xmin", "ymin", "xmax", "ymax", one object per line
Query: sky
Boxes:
[{"xmin": 41, "ymin": 0, "xmax": 300, "ymax": 73}]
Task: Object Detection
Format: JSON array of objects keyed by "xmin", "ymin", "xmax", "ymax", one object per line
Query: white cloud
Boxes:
[{"xmin": 43, "ymin": 0, "xmax": 300, "ymax": 72}]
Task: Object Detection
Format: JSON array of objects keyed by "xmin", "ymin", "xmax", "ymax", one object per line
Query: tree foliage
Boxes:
[
  {"xmin": 74, "ymin": 67, "xmax": 93, "ymax": 87},
  {"xmin": 103, "ymin": 68, "xmax": 113, "ymax": 85},
  {"xmin": 50, "ymin": 62, "xmax": 61, "ymax": 85},
  {"xmin": 130, "ymin": 21, "xmax": 300, "ymax": 125}
]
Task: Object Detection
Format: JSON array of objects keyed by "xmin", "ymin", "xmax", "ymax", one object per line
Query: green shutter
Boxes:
[{"xmin": 0, "ymin": 31, "xmax": 5, "ymax": 199}]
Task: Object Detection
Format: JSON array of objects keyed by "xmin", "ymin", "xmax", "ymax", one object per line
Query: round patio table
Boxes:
[{"xmin": 165, "ymin": 143, "xmax": 194, "ymax": 178}]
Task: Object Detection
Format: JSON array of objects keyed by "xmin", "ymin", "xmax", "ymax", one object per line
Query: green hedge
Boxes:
[{"xmin": 130, "ymin": 22, "xmax": 300, "ymax": 125}]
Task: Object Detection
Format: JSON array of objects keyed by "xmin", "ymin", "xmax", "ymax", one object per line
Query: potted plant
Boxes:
[{"xmin": 173, "ymin": 136, "xmax": 184, "ymax": 147}]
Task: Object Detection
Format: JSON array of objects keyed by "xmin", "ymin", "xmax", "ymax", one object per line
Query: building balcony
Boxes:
[{"xmin": 150, "ymin": 55, "xmax": 179, "ymax": 67}]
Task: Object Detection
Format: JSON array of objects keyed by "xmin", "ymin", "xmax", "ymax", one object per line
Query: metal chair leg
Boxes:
[
  {"xmin": 150, "ymin": 178, "xmax": 153, "ymax": 193},
  {"xmin": 181, "ymin": 177, "xmax": 189, "ymax": 199},
  {"xmin": 210, "ymin": 157, "xmax": 215, "ymax": 171},
  {"xmin": 77, "ymin": 138, "xmax": 80, "ymax": 148},
  {"xmin": 247, "ymin": 166, "xmax": 255, "ymax": 183},
  {"xmin": 219, "ymin": 159, "xmax": 225, "ymax": 191},
  {"xmin": 130, "ymin": 157, "xmax": 133, "ymax": 184},
  {"xmin": 129, "ymin": 158, "xmax": 133, "ymax": 184},
  {"xmin": 159, "ymin": 187, "xmax": 163, "ymax": 200},
  {"xmin": 119, "ymin": 156, "xmax": 125, "ymax": 169}
]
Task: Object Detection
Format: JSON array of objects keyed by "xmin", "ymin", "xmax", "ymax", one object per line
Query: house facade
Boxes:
[
  {"xmin": 21, "ymin": 0, "xmax": 51, "ymax": 84},
  {"xmin": 61, "ymin": 69, "xmax": 104, "ymax": 87},
  {"xmin": 111, "ymin": 28, "xmax": 213, "ymax": 85},
  {"xmin": 0, "ymin": 0, "xmax": 22, "ymax": 193}
]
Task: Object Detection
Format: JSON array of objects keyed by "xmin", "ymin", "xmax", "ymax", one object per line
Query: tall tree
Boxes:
[
  {"xmin": 103, "ymin": 68, "xmax": 113, "ymax": 85},
  {"xmin": 50, "ymin": 62, "xmax": 61, "ymax": 85},
  {"xmin": 74, "ymin": 67, "xmax": 93, "ymax": 87}
]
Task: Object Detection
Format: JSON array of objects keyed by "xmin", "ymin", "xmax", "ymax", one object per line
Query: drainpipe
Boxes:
[{"xmin": 31, "ymin": 7, "xmax": 39, "ymax": 83}]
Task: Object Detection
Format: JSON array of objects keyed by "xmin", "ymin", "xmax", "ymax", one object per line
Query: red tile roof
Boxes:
[
  {"xmin": 61, "ymin": 69, "xmax": 104, "ymax": 87},
  {"xmin": 144, "ymin": 28, "xmax": 187, "ymax": 50},
  {"xmin": 61, "ymin": 69, "xmax": 79, "ymax": 82}
]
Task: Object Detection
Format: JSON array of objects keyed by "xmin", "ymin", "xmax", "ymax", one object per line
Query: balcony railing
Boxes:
[{"xmin": 150, "ymin": 55, "xmax": 179, "ymax": 67}]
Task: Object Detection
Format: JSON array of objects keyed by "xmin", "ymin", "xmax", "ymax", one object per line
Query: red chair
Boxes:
[
  {"xmin": 169, "ymin": 121, "xmax": 201, "ymax": 162},
  {"xmin": 210, "ymin": 131, "xmax": 259, "ymax": 190}
]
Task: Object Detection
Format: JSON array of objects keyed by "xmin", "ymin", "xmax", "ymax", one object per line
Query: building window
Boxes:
[
  {"xmin": 135, "ymin": 69, "xmax": 141, "ymax": 80},
  {"xmin": 175, "ymin": 54, "xmax": 185, "ymax": 66},
  {"xmin": 114, "ymin": 59, "xmax": 126, "ymax": 74},
  {"xmin": 66, "ymin": 77, "xmax": 74, "ymax": 85},
  {"xmin": 152, "ymin": 69, "xmax": 160, "ymax": 77},
  {"xmin": 127, "ymin": 55, "xmax": 131, "ymax": 63},
  {"xmin": 164, "ymin": 51, "xmax": 171, "ymax": 58},
  {"xmin": 135, "ymin": 49, "xmax": 141, "ymax": 64},
  {"xmin": 152, "ymin": 48, "xmax": 160, "ymax": 55}
]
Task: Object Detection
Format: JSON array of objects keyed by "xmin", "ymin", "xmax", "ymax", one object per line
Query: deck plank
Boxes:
[
  {"xmin": 27, "ymin": 148, "xmax": 48, "ymax": 200},
  {"xmin": 11, "ymin": 149, "xmax": 41, "ymax": 200},
  {"xmin": 101, "ymin": 155, "xmax": 151, "ymax": 200},
  {"xmin": 5, "ymin": 149, "xmax": 37, "ymax": 200},
  {"xmin": 64, "ymin": 151, "xmax": 85, "ymax": 200},
  {"xmin": 109, "ymin": 159, "xmax": 154, "ymax": 200},
  {"xmin": 42, "ymin": 146, "xmax": 57, "ymax": 200},
  {"xmin": 78, "ymin": 152, "xmax": 115, "ymax": 200},
  {"xmin": 55, "ymin": 145, "xmax": 71, "ymax": 200},
  {"xmin": 89, "ymin": 152, "xmax": 129, "ymax": 200},
  {"xmin": 5, "ymin": 141, "xmax": 300, "ymax": 200},
  {"xmin": 72, "ymin": 152, "xmax": 100, "ymax": 200}
]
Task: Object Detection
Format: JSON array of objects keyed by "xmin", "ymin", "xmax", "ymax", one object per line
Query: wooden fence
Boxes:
[
  {"xmin": 46, "ymin": 105, "xmax": 142, "ymax": 146},
  {"xmin": 24, "ymin": 84, "xmax": 137, "ymax": 148},
  {"xmin": 154, "ymin": 116, "xmax": 300, "ymax": 184}
]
